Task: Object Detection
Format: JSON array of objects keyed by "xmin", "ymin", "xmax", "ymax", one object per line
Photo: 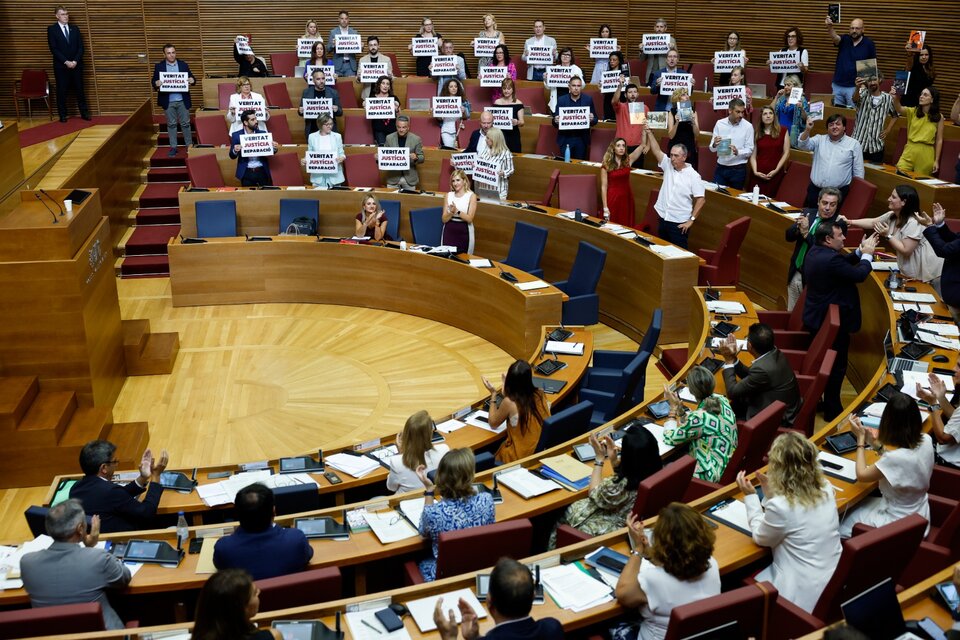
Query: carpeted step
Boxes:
[
  {"xmin": 156, "ymin": 132, "xmax": 185, "ymax": 147},
  {"xmin": 120, "ymin": 255, "xmax": 170, "ymax": 277},
  {"xmin": 149, "ymin": 148, "xmax": 187, "ymax": 168},
  {"xmin": 147, "ymin": 167, "xmax": 190, "ymax": 183},
  {"xmin": 124, "ymin": 225, "xmax": 181, "ymax": 256},
  {"xmin": 135, "ymin": 207, "xmax": 181, "ymax": 225},
  {"xmin": 138, "ymin": 182, "xmax": 187, "ymax": 209},
  {"xmin": 18, "ymin": 115, "xmax": 129, "ymax": 147}
]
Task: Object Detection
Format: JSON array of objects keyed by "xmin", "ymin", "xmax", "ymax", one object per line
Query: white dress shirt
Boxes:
[
  {"xmin": 654, "ymin": 155, "xmax": 705, "ymax": 223},
  {"xmin": 709, "ymin": 117, "xmax": 755, "ymax": 166}
]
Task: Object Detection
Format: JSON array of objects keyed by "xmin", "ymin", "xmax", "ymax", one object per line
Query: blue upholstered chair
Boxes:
[
  {"xmin": 552, "ymin": 241, "xmax": 607, "ymax": 325},
  {"xmin": 273, "ymin": 483, "xmax": 321, "ymax": 516},
  {"xmin": 278, "ymin": 198, "xmax": 319, "ymax": 234},
  {"xmin": 196, "ymin": 200, "xmax": 238, "ymax": 238},
  {"xmin": 581, "ymin": 308, "xmax": 662, "ymax": 402},
  {"xmin": 503, "ymin": 221, "xmax": 548, "ymax": 278},
  {"xmin": 580, "ymin": 350, "xmax": 652, "ymax": 427},
  {"xmin": 409, "ymin": 207, "xmax": 444, "ymax": 247},
  {"xmin": 380, "ymin": 199, "xmax": 401, "ymax": 241},
  {"xmin": 534, "ymin": 400, "xmax": 593, "ymax": 453},
  {"xmin": 24, "ymin": 505, "xmax": 49, "ymax": 537}
]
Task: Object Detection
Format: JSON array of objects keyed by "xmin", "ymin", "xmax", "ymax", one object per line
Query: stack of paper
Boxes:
[
  {"xmin": 495, "ymin": 467, "xmax": 561, "ymax": 499},
  {"xmin": 398, "ymin": 497, "xmax": 425, "ymax": 528},
  {"xmin": 326, "ymin": 453, "xmax": 382, "ymax": 478},
  {"xmin": 918, "ymin": 322, "xmax": 960, "ymax": 337},
  {"xmin": 818, "ymin": 451, "xmax": 858, "ymax": 482},
  {"xmin": 365, "ymin": 510, "xmax": 420, "ymax": 544},
  {"xmin": 406, "ymin": 588, "xmax": 488, "ymax": 632},
  {"xmin": 649, "ymin": 244, "xmax": 695, "ymax": 259},
  {"xmin": 469, "ymin": 258, "xmax": 493, "ymax": 268},
  {"xmin": 890, "ymin": 292, "xmax": 937, "ymax": 304},
  {"xmin": 540, "ymin": 564, "xmax": 613, "ymax": 612},
  {"xmin": 706, "ymin": 498, "xmax": 751, "ymax": 535},
  {"xmin": 639, "ymin": 422, "xmax": 678, "ymax": 456},
  {"xmin": 346, "ymin": 610, "xmax": 412, "ymax": 640},
  {"xmin": 436, "ymin": 417, "xmax": 466, "ymax": 433},
  {"xmin": 539, "ymin": 454, "xmax": 592, "ymax": 490},
  {"xmin": 545, "ymin": 341, "xmax": 585, "ymax": 355},
  {"xmin": 901, "ymin": 370, "xmax": 955, "ymax": 399},
  {"xmin": 366, "ymin": 444, "xmax": 400, "ymax": 462},
  {"xmin": 706, "ymin": 300, "xmax": 747, "ymax": 314},
  {"xmin": 196, "ymin": 470, "xmax": 273, "ymax": 507},
  {"xmin": 894, "ymin": 302, "xmax": 935, "ymax": 314},
  {"xmin": 871, "ymin": 262, "xmax": 900, "ymax": 272},
  {"xmin": 917, "ymin": 331, "xmax": 960, "ymax": 351},
  {"xmin": 516, "ymin": 280, "xmax": 549, "ymax": 291}
]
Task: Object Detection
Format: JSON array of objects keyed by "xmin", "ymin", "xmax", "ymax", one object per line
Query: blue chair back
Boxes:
[
  {"xmin": 279, "ymin": 199, "xmax": 319, "ymax": 234},
  {"xmin": 637, "ymin": 308, "xmax": 663, "ymax": 356},
  {"xmin": 273, "ymin": 484, "xmax": 321, "ymax": 516},
  {"xmin": 380, "ymin": 200, "xmax": 401, "ymax": 241},
  {"xmin": 504, "ymin": 221, "xmax": 548, "ymax": 277},
  {"xmin": 24, "ymin": 506, "xmax": 49, "ymax": 537},
  {"xmin": 623, "ymin": 350, "xmax": 652, "ymax": 408},
  {"xmin": 196, "ymin": 200, "xmax": 238, "ymax": 238},
  {"xmin": 535, "ymin": 401, "xmax": 594, "ymax": 453},
  {"xmin": 409, "ymin": 207, "xmax": 444, "ymax": 246},
  {"xmin": 562, "ymin": 241, "xmax": 606, "ymax": 296}
]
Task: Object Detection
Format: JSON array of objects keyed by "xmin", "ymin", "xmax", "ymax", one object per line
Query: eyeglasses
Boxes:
[{"xmin": 106, "ymin": 459, "xmax": 119, "ymax": 466}]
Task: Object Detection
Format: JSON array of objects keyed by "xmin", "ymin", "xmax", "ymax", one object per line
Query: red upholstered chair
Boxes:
[
  {"xmin": 757, "ymin": 288, "xmax": 807, "ymax": 343},
  {"xmin": 640, "ymin": 189, "xmax": 660, "ymax": 234},
  {"xmin": 187, "ymin": 153, "xmax": 226, "ymax": 188},
  {"xmin": 803, "ymin": 71, "xmax": 833, "ymax": 96},
  {"xmin": 517, "ymin": 86, "xmax": 549, "ymax": 115},
  {"xmin": 0, "ymin": 602, "xmax": 134, "ymax": 636},
  {"xmin": 342, "ymin": 114, "xmax": 375, "ymax": 145},
  {"xmin": 697, "ymin": 144, "xmax": 716, "ymax": 182},
  {"xmin": 688, "ymin": 63, "xmax": 713, "ymax": 92},
  {"xmin": 407, "ymin": 116, "xmax": 440, "ymax": 147},
  {"xmin": 744, "ymin": 66, "xmax": 777, "ymax": 98},
  {"xmin": 195, "ymin": 115, "xmax": 231, "ymax": 146},
  {"xmin": 840, "ymin": 177, "xmax": 877, "ymax": 247},
  {"xmin": 626, "ymin": 58, "xmax": 646, "ymax": 82},
  {"xmin": 465, "ymin": 83, "xmax": 493, "ymax": 110},
  {"xmin": 344, "ymin": 153, "xmax": 381, "ymax": 188},
  {"xmin": 438, "ymin": 157, "xmax": 452, "ymax": 192},
  {"xmin": 657, "ymin": 347, "xmax": 688, "ymax": 378},
  {"xmin": 583, "ymin": 87, "xmax": 602, "ymax": 112},
  {"xmin": 775, "ymin": 161, "xmax": 811, "ymax": 208},
  {"xmin": 14, "ymin": 69, "xmax": 52, "ymax": 120},
  {"xmin": 218, "ymin": 82, "xmax": 234, "ymax": 110},
  {"xmin": 937, "ymin": 139, "xmax": 960, "ymax": 182},
  {"xmin": 406, "ymin": 82, "xmax": 438, "ymax": 108},
  {"xmin": 558, "ymin": 174, "xmax": 600, "ymax": 216},
  {"xmin": 268, "ymin": 113, "xmax": 293, "ymax": 144},
  {"xmin": 534, "ymin": 124, "xmax": 560, "ymax": 157},
  {"xmin": 269, "ymin": 152, "xmax": 305, "ymax": 187},
  {"xmin": 385, "ymin": 53, "xmax": 402, "ymax": 78},
  {"xmin": 896, "ymin": 494, "xmax": 960, "ymax": 588},
  {"xmin": 263, "ymin": 82, "xmax": 293, "ymax": 108},
  {"xmin": 931, "ymin": 464, "xmax": 960, "ymax": 498},
  {"xmin": 632, "ymin": 456, "xmax": 696, "ymax": 520},
  {"xmin": 256, "ymin": 567, "xmax": 342, "ymax": 611},
  {"xmin": 769, "ymin": 514, "xmax": 927, "ymax": 632},
  {"xmin": 403, "ymin": 519, "xmax": 534, "ymax": 585},
  {"xmin": 694, "ymin": 100, "xmax": 721, "ymax": 134},
  {"xmin": 336, "ymin": 80, "xmax": 359, "ymax": 108},
  {"xmin": 268, "ymin": 52, "xmax": 298, "ymax": 78},
  {"xmin": 540, "ymin": 169, "xmax": 560, "ymax": 206},
  {"xmin": 588, "ymin": 127, "xmax": 617, "ymax": 163},
  {"xmin": 664, "ymin": 582, "xmax": 778, "ymax": 640},
  {"xmin": 781, "ymin": 304, "xmax": 840, "ymax": 378},
  {"xmin": 785, "ymin": 349, "xmax": 836, "ymax": 437},
  {"xmin": 638, "ymin": 94, "xmax": 656, "ymax": 112},
  {"xmin": 513, "ymin": 59, "xmax": 528, "ymax": 83},
  {"xmin": 459, "ymin": 118, "xmax": 480, "ymax": 149},
  {"xmin": 697, "ymin": 216, "xmax": 751, "ymax": 286}
]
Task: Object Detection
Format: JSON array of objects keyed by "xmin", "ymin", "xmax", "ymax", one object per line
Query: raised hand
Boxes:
[{"xmin": 933, "ymin": 203, "xmax": 947, "ymax": 225}]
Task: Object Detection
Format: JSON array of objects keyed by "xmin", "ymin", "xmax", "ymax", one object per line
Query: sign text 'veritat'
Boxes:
[
  {"xmin": 472, "ymin": 157, "xmax": 500, "ymax": 188},
  {"xmin": 557, "ymin": 106, "xmax": 590, "ymax": 130},
  {"xmin": 239, "ymin": 132, "xmax": 274, "ymax": 158},
  {"xmin": 478, "ymin": 66, "xmax": 510, "ymax": 87},
  {"xmin": 712, "ymin": 85, "xmax": 747, "ymax": 109},
  {"xmin": 430, "ymin": 55, "xmax": 458, "ymax": 76},
  {"xmin": 485, "ymin": 107, "xmax": 514, "ymax": 131},
  {"xmin": 641, "ymin": 33, "xmax": 671, "ymax": 55},
  {"xmin": 377, "ymin": 147, "xmax": 410, "ymax": 170},
  {"xmin": 474, "ymin": 37, "xmax": 499, "ymax": 58},
  {"xmin": 589, "ymin": 38, "xmax": 618, "ymax": 59},
  {"xmin": 450, "ymin": 152, "xmax": 476, "ymax": 174},
  {"xmin": 358, "ymin": 62, "xmax": 388, "ymax": 84},
  {"xmin": 526, "ymin": 45, "xmax": 553, "ymax": 66},
  {"xmin": 159, "ymin": 72, "xmax": 188, "ymax": 92},
  {"xmin": 769, "ymin": 50, "xmax": 801, "ymax": 73},
  {"xmin": 432, "ymin": 96, "xmax": 463, "ymax": 119},
  {"xmin": 412, "ymin": 37, "xmax": 439, "ymax": 57},
  {"xmin": 335, "ymin": 34, "xmax": 362, "ymax": 54},
  {"xmin": 714, "ymin": 51, "xmax": 745, "ymax": 73},
  {"xmin": 297, "ymin": 38, "xmax": 322, "ymax": 58},
  {"xmin": 302, "ymin": 98, "xmax": 333, "ymax": 119},
  {"xmin": 365, "ymin": 97, "xmax": 396, "ymax": 120}
]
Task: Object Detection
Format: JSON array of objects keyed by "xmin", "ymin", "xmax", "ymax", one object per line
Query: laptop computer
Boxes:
[
  {"xmin": 884, "ymin": 330, "xmax": 929, "ymax": 374},
  {"xmin": 50, "ymin": 478, "xmax": 78, "ymax": 506},
  {"xmin": 841, "ymin": 578, "xmax": 918, "ymax": 640}
]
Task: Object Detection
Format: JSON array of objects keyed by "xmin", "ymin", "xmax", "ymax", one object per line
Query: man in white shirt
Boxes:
[
  {"xmin": 708, "ymin": 98, "xmax": 754, "ymax": 190},
  {"xmin": 522, "ymin": 20, "xmax": 556, "ymax": 81},
  {"xmin": 358, "ymin": 36, "xmax": 393, "ymax": 99},
  {"xmin": 645, "ymin": 128, "xmax": 705, "ymax": 249}
]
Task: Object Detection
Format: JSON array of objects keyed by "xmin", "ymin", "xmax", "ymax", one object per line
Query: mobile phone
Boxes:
[
  {"xmin": 324, "ymin": 471, "xmax": 342, "ymax": 485},
  {"xmin": 208, "ymin": 470, "xmax": 231, "ymax": 479},
  {"xmin": 189, "ymin": 538, "xmax": 203, "ymax": 554},
  {"xmin": 596, "ymin": 555, "xmax": 626, "ymax": 573}
]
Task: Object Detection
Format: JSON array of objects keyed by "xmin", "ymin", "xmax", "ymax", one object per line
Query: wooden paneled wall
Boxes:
[{"xmin": 3, "ymin": 1, "xmax": 958, "ymax": 116}]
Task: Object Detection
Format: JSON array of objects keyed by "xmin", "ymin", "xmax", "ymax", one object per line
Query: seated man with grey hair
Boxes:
[{"xmin": 21, "ymin": 499, "xmax": 131, "ymax": 630}]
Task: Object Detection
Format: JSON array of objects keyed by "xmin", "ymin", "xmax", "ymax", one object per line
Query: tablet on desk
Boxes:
[
  {"xmin": 272, "ymin": 619, "xmax": 343, "ymax": 640},
  {"xmin": 159, "ymin": 471, "xmax": 195, "ymax": 491},
  {"xmin": 122, "ymin": 539, "xmax": 183, "ymax": 565},
  {"xmin": 294, "ymin": 517, "xmax": 349, "ymax": 540},
  {"xmin": 279, "ymin": 455, "xmax": 324, "ymax": 474}
]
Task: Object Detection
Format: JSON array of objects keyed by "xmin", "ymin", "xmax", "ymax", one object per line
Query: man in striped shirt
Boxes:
[{"xmin": 852, "ymin": 74, "xmax": 898, "ymax": 164}]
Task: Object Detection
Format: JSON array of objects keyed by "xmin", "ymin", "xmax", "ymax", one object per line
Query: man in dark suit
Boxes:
[
  {"xmin": 464, "ymin": 111, "xmax": 493, "ymax": 153},
  {"xmin": 152, "ymin": 44, "xmax": 196, "ymax": 157},
  {"xmin": 69, "ymin": 440, "xmax": 168, "ymax": 533},
  {"xmin": 552, "ymin": 76, "xmax": 597, "ymax": 161},
  {"xmin": 784, "ymin": 187, "xmax": 846, "ymax": 311},
  {"xmin": 212, "ymin": 483, "xmax": 314, "ymax": 580},
  {"xmin": 47, "ymin": 5, "xmax": 89, "ymax": 122},
  {"xmin": 720, "ymin": 323, "xmax": 802, "ymax": 425},
  {"xmin": 434, "ymin": 558, "xmax": 563, "ymax": 640},
  {"xmin": 922, "ymin": 202, "xmax": 960, "ymax": 326},
  {"xmin": 802, "ymin": 222, "xmax": 878, "ymax": 420},
  {"xmin": 229, "ymin": 110, "xmax": 279, "ymax": 187},
  {"xmin": 298, "ymin": 68, "xmax": 343, "ymax": 139}
]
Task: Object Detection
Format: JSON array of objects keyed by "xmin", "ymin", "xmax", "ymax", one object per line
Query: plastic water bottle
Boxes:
[
  {"xmin": 176, "ymin": 512, "xmax": 189, "ymax": 546},
  {"xmin": 752, "ymin": 185, "xmax": 760, "ymax": 205},
  {"xmin": 564, "ymin": 144, "xmax": 571, "ymax": 163},
  {"xmin": 399, "ymin": 240, "xmax": 407, "ymax": 251},
  {"xmin": 887, "ymin": 267, "xmax": 900, "ymax": 290}
]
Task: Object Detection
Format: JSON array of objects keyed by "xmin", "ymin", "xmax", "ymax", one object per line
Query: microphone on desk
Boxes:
[
  {"xmin": 335, "ymin": 611, "xmax": 341, "ymax": 636},
  {"xmin": 498, "ymin": 266, "xmax": 518, "ymax": 283},
  {"xmin": 35, "ymin": 192, "xmax": 58, "ymax": 224},
  {"xmin": 190, "ymin": 468, "xmax": 197, "ymax": 482},
  {"xmin": 39, "ymin": 189, "xmax": 65, "ymax": 216}
]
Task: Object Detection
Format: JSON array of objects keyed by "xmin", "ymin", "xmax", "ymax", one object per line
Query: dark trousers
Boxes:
[
  {"xmin": 240, "ymin": 167, "xmax": 271, "ymax": 187},
  {"xmin": 557, "ymin": 134, "xmax": 588, "ymax": 160},
  {"xmin": 53, "ymin": 64, "xmax": 88, "ymax": 118},
  {"xmin": 804, "ymin": 182, "xmax": 850, "ymax": 210},
  {"xmin": 805, "ymin": 327, "xmax": 850, "ymax": 421},
  {"xmin": 627, "ymin": 145, "xmax": 646, "ymax": 169},
  {"xmin": 863, "ymin": 149, "xmax": 885, "ymax": 164},
  {"xmin": 714, "ymin": 163, "xmax": 747, "ymax": 190},
  {"xmin": 531, "ymin": 68, "xmax": 546, "ymax": 82},
  {"xmin": 658, "ymin": 218, "xmax": 689, "ymax": 249}
]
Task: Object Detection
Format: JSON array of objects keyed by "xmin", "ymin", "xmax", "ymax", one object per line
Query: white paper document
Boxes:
[
  {"xmin": 516, "ymin": 280, "xmax": 549, "ymax": 291},
  {"xmin": 890, "ymin": 292, "xmax": 937, "ymax": 303},
  {"xmin": 326, "ymin": 453, "xmax": 382, "ymax": 478},
  {"xmin": 900, "ymin": 370, "xmax": 955, "ymax": 399},
  {"xmin": 398, "ymin": 497, "xmax": 425, "ymax": 528},
  {"xmin": 469, "ymin": 259, "xmax": 493, "ymax": 268},
  {"xmin": 495, "ymin": 467, "xmax": 561, "ymax": 499},
  {"xmin": 707, "ymin": 498, "xmax": 751, "ymax": 532},
  {"xmin": 706, "ymin": 300, "xmax": 747, "ymax": 314},
  {"xmin": 346, "ymin": 610, "xmax": 412, "ymax": 640},
  {"xmin": 916, "ymin": 331, "xmax": 960, "ymax": 351},
  {"xmin": 465, "ymin": 410, "xmax": 505, "ymax": 433},
  {"xmin": 918, "ymin": 322, "xmax": 960, "ymax": 337},
  {"xmin": 894, "ymin": 303, "xmax": 934, "ymax": 314},
  {"xmin": 540, "ymin": 564, "xmax": 613, "ymax": 612},
  {"xmin": 365, "ymin": 509, "xmax": 420, "ymax": 544},
  {"xmin": 545, "ymin": 341, "xmax": 584, "ymax": 355},
  {"xmin": 406, "ymin": 588, "xmax": 488, "ymax": 632},
  {"xmin": 817, "ymin": 451, "xmax": 858, "ymax": 482},
  {"xmin": 436, "ymin": 418, "xmax": 466, "ymax": 433},
  {"xmin": 639, "ymin": 422, "xmax": 677, "ymax": 457},
  {"xmin": 649, "ymin": 244, "xmax": 695, "ymax": 259}
]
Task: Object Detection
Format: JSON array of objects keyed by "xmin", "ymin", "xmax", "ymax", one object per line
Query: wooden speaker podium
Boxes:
[{"xmin": 0, "ymin": 189, "xmax": 148, "ymax": 487}]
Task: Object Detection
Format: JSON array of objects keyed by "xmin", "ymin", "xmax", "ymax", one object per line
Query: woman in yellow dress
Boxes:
[{"xmin": 893, "ymin": 86, "xmax": 944, "ymax": 176}]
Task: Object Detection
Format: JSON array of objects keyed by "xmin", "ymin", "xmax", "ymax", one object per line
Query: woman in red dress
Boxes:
[
  {"xmin": 747, "ymin": 106, "xmax": 790, "ymax": 197},
  {"xmin": 601, "ymin": 137, "xmax": 646, "ymax": 227}
]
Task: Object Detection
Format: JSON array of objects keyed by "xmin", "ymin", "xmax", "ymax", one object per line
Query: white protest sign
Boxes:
[
  {"xmin": 600, "ymin": 71, "xmax": 622, "ymax": 94},
  {"xmin": 432, "ymin": 96, "xmax": 463, "ymax": 118},
  {"xmin": 302, "ymin": 98, "xmax": 333, "ymax": 118},
  {"xmin": 545, "ymin": 66, "xmax": 576, "ymax": 88},
  {"xmin": 479, "ymin": 66, "xmax": 509, "ymax": 87},
  {"xmin": 589, "ymin": 38, "xmax": 618, "ymax": 59},
  {"xmin": 412, "ymin": 37, "xmax": 439, "ymax": 57},
  {"xmin": 305, "ymin": 64, "xmax": 336, "ymax": 85},
  {"xmin": 485, "ymin": 107, "xmax": 514, "ymax": 130},
  {"xmin": 239, "ymin": 132, "xmax": 274, "ymax": 157},
  {"xmin": 430, "ymin": 56, "xmax": 458, "ymax": 76},
  {"xmin": 378, "ymin": 147, "xmax": 410, "ymax": 170},
  {"xmin": 557, "ymin": 106, "xmax": 590, "ymax": 130},
  {"xmin": 335, "ymin": 34, "xmax": 361, "ymax": 54},
  {"xmin": 712, "ymin": 85, "xmax": 747, "ymax": 109},
  {"xmin": 474, "ymin": 38, "xmax": 499, "ymax": 58},
  {"xmin": 787, "ymin": 87, "xmax": 803, "ymax": 105},
  {"xmin": 659, "ymin": 72, "xmax": 692, "ymax": 96},
  {"xmin": 451, "ymin": 152, "xmax": 476, "ymax": 174},
  {"xmin": 769, "ymin": 50, "xmax": 801, "ymax": 74},
  {"xmin": 526, "ymin": 45, "xmax": 553, "ymax": 66},
  {"xmin": 473, "ymin": 157, "xmax": 500, "ymax": 187},
  {"xmin": 359, "ymin": 62, "xmax": 388, "ymax": 84},
  {"xmin": 235, "ymin": 36, "xmax": 253, "ymax": 56},
  {"xmin": 305, "ymin": 151, "xmax": 338, "ymax": 174},
  {"xmin": 714, "ymin": 51, "xmax": 745, "ymax": 73},
  {"xmin": 159, "ymin": 72, "xmax": 188, "ymax": 92},
  {"xmin": 297, "ymin": 38, "xmax": 322, "ymax": 58},
  {"xmin": 365, "ymin": 97, "xmax": 396, "ymax": 120},
  {"xmin": 236, "ymin": 98, "xmax": 267, "ymax": 120},
  {"xmin": 642, "ymin": 34, "xmax": 671, "ymax": 55}
]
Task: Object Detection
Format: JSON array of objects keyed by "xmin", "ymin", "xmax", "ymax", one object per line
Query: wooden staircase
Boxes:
[
  {"xmin": 123, "ymin": 319, "xmax": 180, "ymax": 376},
  {"xmin": 0, "ymin": 377, "xmax": 149, "ymax": 488}
]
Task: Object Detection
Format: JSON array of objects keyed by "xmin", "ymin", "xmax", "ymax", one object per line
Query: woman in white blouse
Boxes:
[
  {"xmin": 475, "ymin": 127, "xmax": 514, "ymax": 201},
  {"xmin": 385, "ymin": 410, "xmax": 448, "ymax": 494},
  {"xmin": 300, "ymin": 114, "xmax": 344, "ymax": 188},
  {"xmin": 736, "ymin": 432, "xmax": 842, "ymax": 613},
  {"xmin": 226, "ymin": 76, "xmax": 269, "ymax": 135},
  {"xmin": 299, "ymin": 19, "xmax": 324, "ymax": 67},
  {"xmin": 841, "ymin": 391, "xmax": 935, "ymax": 537}
]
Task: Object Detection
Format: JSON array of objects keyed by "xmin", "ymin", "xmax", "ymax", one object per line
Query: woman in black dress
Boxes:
[
  {"xmin": 667, "ymin": 88, "xmax": 700, "ymax": 170},
  {"xmin": 493, "ymin": 78, "xmax": 525, "ymax": 153},
  {"xmin": 364, "ymin": 76, "xmax": 401, "ymax": 146}
]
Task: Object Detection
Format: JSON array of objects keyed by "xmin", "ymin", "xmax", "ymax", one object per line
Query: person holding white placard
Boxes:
[
  {"xmin": 364, "ymin": 76, "xmax": 401, "ymax": 146},
  {"xmin": 298, "ymin": 19, "xmax": 323, "ymax": 67},
  {"xmin": 488, "ymin": 45, "xmax": 517, "ymax": 102},
  {"xmin": 473, "ymin": 14, "xmax": 505, "ymax": 70},
  {"xmin": 357, "ymin": 36, "xmax": 393, "ymax": 100},
  {"xmin": 649, "ymin": 49, "xmax": 682, "ymax": 112},
  {"xmin": 553, "ymin": 76, "xmax": 597, "ymax": 161},
  {"xmin": 851, "ymin": 73, "xmax": 898, "ymax": 164},
  {"xmin": 299, "ymin": 68, "xmax": 342, "ymax": 139},
  {"xmin": 769, "ymin": 27, "xmax": 809, "ymax": 90},
  {"xmin": 728, "ymin": 66, "xmax": 753, "ymax": 116},
  {"xmin": 301, "ymin": 41, "xmax": 326, "ymax": 81},
  {"xmin": 327, "ymin": 10, "xmax": 359, "ymax": 77},
  {"xmin": 229, "ymin": 110, "xmax": 278, "ymax": 187},
  {"xmin": 712, "ymin": 31, "xmax": 747, "ymax": 87},
  {"xmin": 442, "ymin": 169, "xmax": 478, "ymax": 253},
  {"xmin": 432, "ymin": 40, "xmax": 466, "ymax": 95},
  {"xmin": 226, "ymin": 77, "xmax": 269, "ymax": 136},
  {"xmin": 522, "ymin": 19, "xmax": 556, "ymax": 81},
  {"xmin": 302, "ymin": 114, "xmax": 344, "ymax": 189},
  {"xmin": 708, "ymin": 98, "xmax": 754, "ymax": 190},
  {"xmin": 233, "ymin": 36, "xmax": 268, "ymax": 78},
  {"xmin": 354, "ymin": 194, "xmax": 390, "ymax": 242},
  {"xmin": 464, "ymin": 110, "xmax": 493, "ymax": 155},
  {"xmin": 152, "ymin": 44, "xmax": 196, "ymax": 157},
  {"xmin": 384, "ymin": 116, "xmax": 424, "ymax": 189},
  {"xmin": 773, "ymin": 75, "xmax": 810, "ymax": 149},
  {"xmin": 476, "ymin": 128, "xmax": 513, "ymax": 201},
  {"xmin": 640, "ymin": 18, "xmax": 676, "ymax": 84},
  {"xmin": 493, "ymin": 78, "xmax": 524, "ymax": 153},
  {"xmin": 601, "ymin": 52, "xmax": 628, "ymax": 121},
  {"xmin": 587, "ymin": 24, "xmax": 615, "ymax": 84},
  {"xmin": 436, "ymin": 79, "xmax": 471, "ymax": 149},
  {"xmin": 546, "ymin": 47, "xmax": 582, "ymax": 113},
  {"xmin": 410, "ymin": 17, "xmax": 442, "ymax": 78}
]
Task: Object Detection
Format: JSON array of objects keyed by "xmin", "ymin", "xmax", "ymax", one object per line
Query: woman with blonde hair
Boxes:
[
  {"xmin": 736, "ymin": 432, "xmax": 841, "ymax": 613},
  {"xmin": 299, "ymin": 19, "xmax": 323, "ymax": 67},
  {"xmin": 410, "ymin": 17, "xmax": 442, "ymax": 77},
  {"xmin": 747, "ymin": 105, "xmax": 789, "ymax": 196},
  {"xmin": 301, "ymin": 113, "xmax": 345, "ymax": 189},
  {"xmin": 441, "ymin": 169, "xmax": 478, "ymax": 253},
  {"xmin": 773, "ymin": 74, "xmax": 809, "ymax": 148},
  {"xmin": 615, "ymin": 503, "xmax": 720, "ymax": 640},
  {"xmin": 476, "ymin": 127, "xmax": 514, "ymax": 201},
  {"xmin": 386, "ymin": 410, "xmax": 449, "ymax": 494},
  {"xmin": 226, "ymin": 76, "xmax": 269, "ymax": 135},
  {"xmin": 415, "ymin": 448, "xmax": 495, "ymax": 581},
  {"xmin": 601, "ymin": 137, "xmax": 645, "ymax": 226},
  {"xmin": 474, "ymin": 14, "xmax": 505, "ymax": 69},
  {"xmin": 354, "ymin": 193, "xmax": 389, "ymax": 241}
]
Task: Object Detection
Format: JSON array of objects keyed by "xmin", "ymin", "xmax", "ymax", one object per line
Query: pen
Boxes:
[{"xmin": 362, "ymin": 619, "xmax": 383, "ymax": 635}]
